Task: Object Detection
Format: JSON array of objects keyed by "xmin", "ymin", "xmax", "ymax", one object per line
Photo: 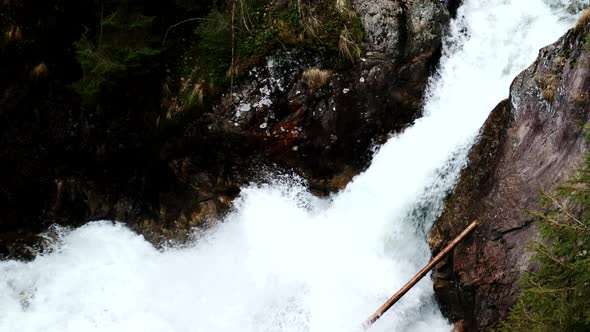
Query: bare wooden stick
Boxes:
[{"xmin": 362, "ymin": 221, "xmax": 478, "ymax": 329}]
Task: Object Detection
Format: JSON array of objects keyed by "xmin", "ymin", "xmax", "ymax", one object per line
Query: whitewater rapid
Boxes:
[{"xmin": 0, "ymin": 1, "xmax": 584, "ymax": 332}]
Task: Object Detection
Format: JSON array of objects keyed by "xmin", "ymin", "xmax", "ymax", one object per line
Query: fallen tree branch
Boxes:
[{"xmin": 362, "ymin": 221, "xmax": 478, "ymax": 329}]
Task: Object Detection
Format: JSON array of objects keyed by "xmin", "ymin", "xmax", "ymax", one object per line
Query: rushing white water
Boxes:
[{"xmin": 0, "ymin": 1, "xmax": 583, "ymax": 332}]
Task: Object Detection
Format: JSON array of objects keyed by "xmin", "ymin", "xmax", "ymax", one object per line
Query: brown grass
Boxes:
[
  {"xmin": 30, "ymin": 63, "xmax": 48, "ymax": 80},
  {"xmin": 339, "ymin": 27, "xmax": 361, "ymax": 62},
  {"xmin": 574, "ymin": 91, "xmax": 589, "ymax": 104},
  {"xmin": 4, "ymin": 26, "xmax": 22, "ymax": 44},
  {"xmin": 161, "ymin": 77, "xmax": 212, "ymax": 120},
  {"xmin": 543, "ymin": 87, "xmax": 556, "ymax": 102},
  {"xmin": 289, "ymin": 1, "xmax": 321, "ymax": 40},
  {"xmin": 540, "ymin": 74, "xmax": 560, "ymax": 102},
  {"xmin": 302, "ymin": 67, "xmax": 333, "ymax": 90},
  {"xmin": 303, "ymin": 10, "xmax": 321, "ymax": 39},
  {"xmin": 336, "ymin": 0, "xmax": 355, "ymax": 19},
  {"xmin": 576, "ymin": 6, "xmax": 590, "ymax": 28},
  {"xmin": 188, "ymin": 82, "xmax": 205, "ymax": 107}
]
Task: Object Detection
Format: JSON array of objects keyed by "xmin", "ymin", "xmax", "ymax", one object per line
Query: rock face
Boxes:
[
  {"xmin": 429, "ymin": 22, "xmax": 590, "ymax": 331},
  {"xmin": 0, "ymin": 0, "xmax": 451, "ymax": 258},
  {"xmin": 354, "ymin": 0, "xmax": 449, "ymax": 59},
  {"xmin": 222, "ymin": 0, "xmax": 449, "ymax": 185}
]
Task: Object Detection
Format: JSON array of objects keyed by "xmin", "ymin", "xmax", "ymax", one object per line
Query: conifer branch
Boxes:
[
  {"xmin": 543, "ymin": 191, "xmax": 588, "ymax": 229},
  {"xmin": 534, "ymin": 242, "xmax": 571, "ymax": 268}
]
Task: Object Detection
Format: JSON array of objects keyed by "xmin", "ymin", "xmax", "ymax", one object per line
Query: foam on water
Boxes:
[{"xmin": 0, "ymin": 1, "xmax": 583, "ymax": 331}]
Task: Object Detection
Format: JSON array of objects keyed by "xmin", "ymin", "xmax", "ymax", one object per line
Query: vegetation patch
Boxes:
[
  {"xmin": 30, "ymin": 62, "xmax": 48, "ymax": 81},
  {"xmin": 193, "ymin": 0, "xmax": 364, "ymax": 86},
  {"xmin": 3, "ymin": 25, "xmax": 22, "ymax": 45},
  {"xmin": 574, "ymin": 91, "xmax": 590, "ymax": 104},
  {"xmin": 73, "ymin": 9, "xmax": 162, "ymax": 106},
  {"xmin": 302, "ymin": 67, "xmax": 333, "ymax": 90},
  {"xmin": 576, "ymin": 6, "xmax": 590, "ymax": 29},
  {"xmin": 499, "ymin": 132, "xmax": 590, "ymax": 332},
  {"xmin": 540, "ymin": 74, "xmax": 559, "ymax": 103}
]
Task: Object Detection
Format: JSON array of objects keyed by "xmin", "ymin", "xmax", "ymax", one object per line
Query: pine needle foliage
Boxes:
[
  {"xmin": 499, "ymin": 133, "xmax": 590, "ymax": 332},
  {"xmin": 73, "ymin": 4, "xmax": 161, "ymax": 106}
]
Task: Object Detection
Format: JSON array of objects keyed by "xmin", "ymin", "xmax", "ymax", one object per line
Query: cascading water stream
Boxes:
[{"xmin": 0, "ymin": 1, "xmax": 584, "ymax": 332}]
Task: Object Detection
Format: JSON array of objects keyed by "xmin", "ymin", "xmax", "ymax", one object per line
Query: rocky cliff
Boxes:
[
  {"xmin": 0, "ymin": 0, "xmax": 452, "ymax": 259},
  {"xmin": 429, "ymin": 19, "xmax": 590, "ymax": 331},
  {"xmin": 218, "ymin": 0, "xmax": 450, "ymax": 187}
]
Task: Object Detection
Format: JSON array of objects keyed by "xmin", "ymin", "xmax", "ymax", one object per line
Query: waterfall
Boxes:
[{"xmin": 0, "ymin": 1, "xmax": 582, "ymax": 332}]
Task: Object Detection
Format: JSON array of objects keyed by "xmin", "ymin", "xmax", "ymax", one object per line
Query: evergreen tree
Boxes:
[{"xmin": 501, "ymin": 137, "xmax": 590, "ymax": 331}]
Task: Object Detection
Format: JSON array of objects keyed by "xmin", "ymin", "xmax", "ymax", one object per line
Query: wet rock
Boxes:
[
  {"xmin": 353, "ymin": 0, "xmax": 448, "ymax": 60},
  {"xmin": 352, "ymin": 0, "xmax": 403, "ymax": 58},
  {"xmin": 444, "ymin": 0, "xmax": 462, "ymax": 18},
  {"xmin": 221, "ymin": 1, "xmax": 450, "ymax": 181},
  {"xmin": 0, "ymin": 0, "xmax": 452, "ymax": 258},
  {"xmin": 429, "ymin": 23, "xmax": 590, "ymax": 331}
]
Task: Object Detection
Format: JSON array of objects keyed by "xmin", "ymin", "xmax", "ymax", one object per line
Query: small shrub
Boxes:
[{"xmin": 302, "ymin": 67, "xmax": 332, "ymax": 90}]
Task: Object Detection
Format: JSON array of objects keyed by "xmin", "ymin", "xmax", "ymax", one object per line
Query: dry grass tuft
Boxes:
[
  {"xmin": 574, "ymin": 91, "xmax": 589, "ymax": 104},
  {"xmin": 303, "ymin": 67, "xmax": 333, "ymax": 90},
  {"xmin": 541, "ymin": 74, "xmax": 559, "ymax": 102},
  {"xmin": 188, "ymin": 82, "xmax": 206, "ymax": 107},
  {"xmin": 576, "ymin": 6, "xmax": 590, "ymax": 28},
  {"xmin": 336, "ymin": 0, "xmax": 355, "ymax": 19},
  {"xmin": 543, "ymin": 87, "xmax": 556, "ymax": 103},
  {"xmin": 339, "ymin": 27, "xmax": 361, "ymax": 62},
  {"xmin": 4, "ymin": 26, "xmax": 22, "ymax": 44},
  {"xmin": 162, "ymin": 77, "xmax": 211, "ymax": 119},
  {"xmin": 302, "ymin": 10, "xmax": 321, "ymax": 39},
  {"xmin": 30, "ymin": 63, "xmax": 48, "ymax": 80}
]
